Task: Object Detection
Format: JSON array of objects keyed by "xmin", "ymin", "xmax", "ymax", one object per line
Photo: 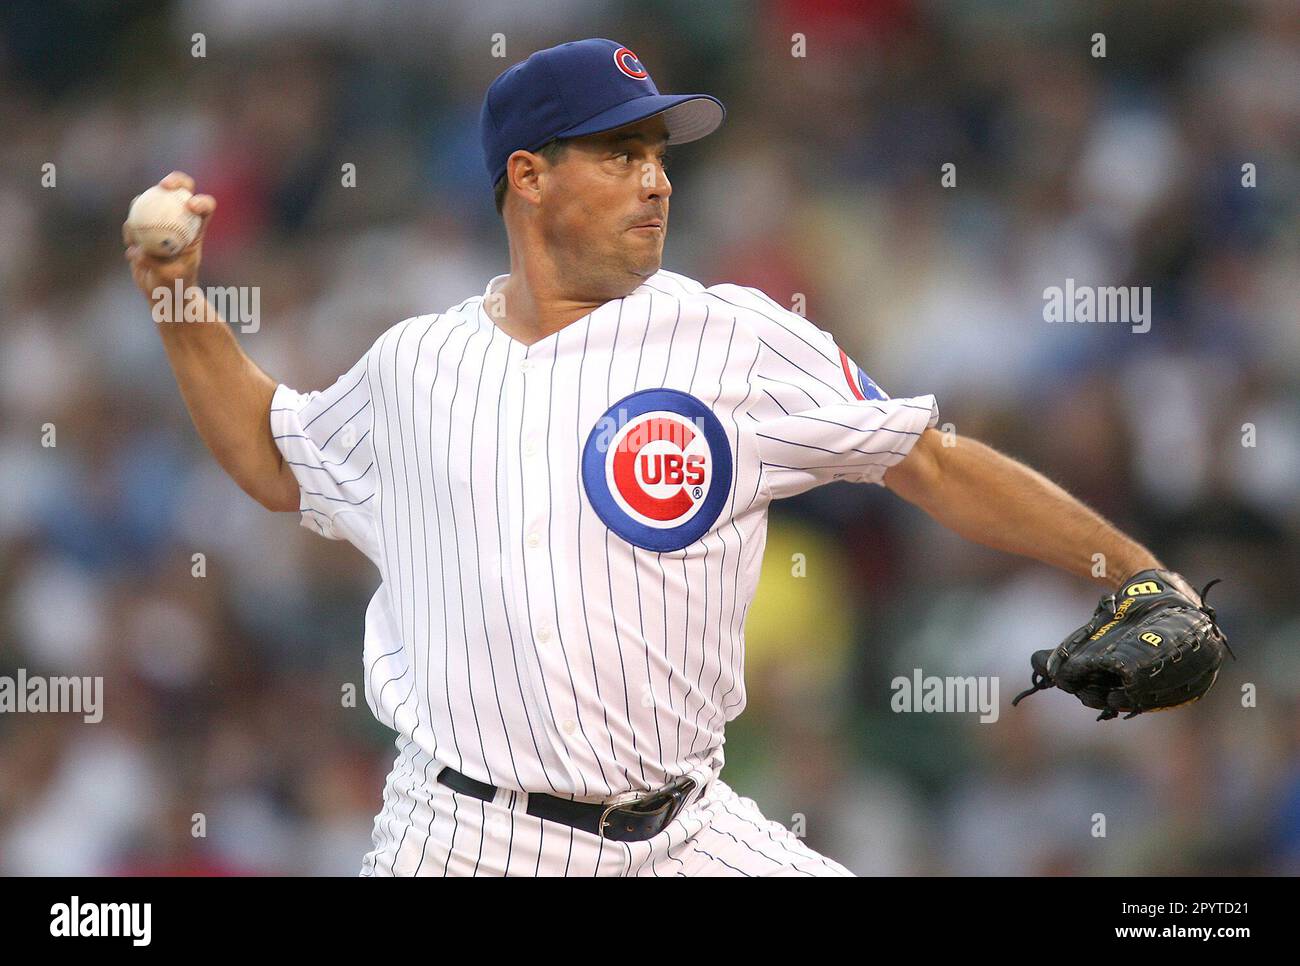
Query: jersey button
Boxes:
[
  {"xmin": 519, "ymin": 358, "xmax": 533, "ymax": 373},
  {"xmin": 526, "ymin": 532, "xmax": 540, "ymax": 548},
  {"xmin": 524, "ymin": 440, "xmax": 537, "ymax": 458},
  {"xmin": 537, "ymin": 627, "xmax": 551, "ymax": 643},
  {"xmin": 562, "ymin": 719, "xmax": 576, "ymax": 735}
]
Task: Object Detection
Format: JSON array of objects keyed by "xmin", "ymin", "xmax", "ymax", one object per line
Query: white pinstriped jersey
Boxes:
[{"xmin": 270, "ymin": 269, "xmax": 939, "ymax": 803}]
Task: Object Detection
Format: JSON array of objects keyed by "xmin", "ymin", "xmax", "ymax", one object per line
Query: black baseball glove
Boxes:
[{"xmin": 1011, "ymin": 569, "xmax": 1233, "ymax": 721}]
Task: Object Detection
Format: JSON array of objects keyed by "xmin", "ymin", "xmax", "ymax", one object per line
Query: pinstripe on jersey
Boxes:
[{"xmin": 270, "ymin": 269, "xmax": 938, "ymax": 814}]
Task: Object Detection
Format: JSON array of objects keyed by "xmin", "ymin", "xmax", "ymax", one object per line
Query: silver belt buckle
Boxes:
[
  {"xmin": 597, "ymin": 788, "xmax": 644, "ymax": 840},
  {"xmin": 598, "ymin": 777, "xmax": 698, "ymax": 840}
]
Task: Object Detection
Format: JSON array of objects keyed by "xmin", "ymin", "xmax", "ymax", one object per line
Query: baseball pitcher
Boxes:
[{"xmin": 124, "ymin": 39, "xmax": 1229, "ymax": 876}]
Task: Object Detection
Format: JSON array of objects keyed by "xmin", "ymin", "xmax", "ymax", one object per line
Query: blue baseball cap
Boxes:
[{"xmin": 480, "ymin": 38, "xmax": 725, "ymax": 188}]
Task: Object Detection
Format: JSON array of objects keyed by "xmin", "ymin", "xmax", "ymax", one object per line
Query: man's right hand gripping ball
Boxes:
[{"xmin": 123, "ymin": 171, "xmax": 215, "ymax": 301}]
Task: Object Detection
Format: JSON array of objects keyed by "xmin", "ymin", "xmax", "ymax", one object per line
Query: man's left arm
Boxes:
[{"xmin": 882, "ymin": 428, "xmax": 1169, "ymax": 593}]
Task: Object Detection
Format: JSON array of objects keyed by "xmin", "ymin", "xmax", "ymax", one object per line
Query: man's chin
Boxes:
[{"xmin": 629, "ymin": 250, "xmax": 663, "ymax": 281}]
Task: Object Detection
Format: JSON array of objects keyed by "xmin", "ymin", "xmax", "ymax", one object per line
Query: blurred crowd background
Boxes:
[{"xmin": 1, "ymin": 0, "xmax": 1297, "ymax": 875}]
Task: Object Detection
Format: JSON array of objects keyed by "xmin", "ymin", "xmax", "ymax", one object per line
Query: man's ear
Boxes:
[{"xmin": 505, "ymin": 150, "xmax": 545, "ymax": 208}]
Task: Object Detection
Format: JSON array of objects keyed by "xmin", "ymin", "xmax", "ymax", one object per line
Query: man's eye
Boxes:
[{"xmin": 658, "ymin": 153, "xmax": 671, "ymax": 169}]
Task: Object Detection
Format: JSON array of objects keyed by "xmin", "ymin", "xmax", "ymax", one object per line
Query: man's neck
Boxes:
[
  {"xmin": 494, "ymin": 276, "xmax": 605, "ymax": 346},
  {"xmin": 494, "ymin": 265, "xmax": 650, "ymax": 347}
]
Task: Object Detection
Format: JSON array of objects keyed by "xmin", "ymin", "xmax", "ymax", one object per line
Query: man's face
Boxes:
[{"xmin": 535, "ymin": 114, "xmax": 672, "ymax": 296}]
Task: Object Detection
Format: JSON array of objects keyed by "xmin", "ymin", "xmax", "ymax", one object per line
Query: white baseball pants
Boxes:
[{"xmin": 360, "ymin": 737, "xmax": 853, "ymax": 877}]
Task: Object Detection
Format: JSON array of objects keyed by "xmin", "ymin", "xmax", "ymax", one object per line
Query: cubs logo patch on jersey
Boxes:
[
  {"xmin": 838, "ymin": 346, "xmax": 888, "ymax": 401},
  {"xmin": 581, "ymin": 388, "xmax": 733, "ymax": 551}
]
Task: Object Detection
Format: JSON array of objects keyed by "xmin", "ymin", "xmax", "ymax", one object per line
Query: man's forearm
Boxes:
[
  {"xmin": 884, "ymin": 429, "xmax": 1161, "ymax": 588},
  {"xmin": 156, "ymin": 290, "xmax": 297, "ymax": 511}
]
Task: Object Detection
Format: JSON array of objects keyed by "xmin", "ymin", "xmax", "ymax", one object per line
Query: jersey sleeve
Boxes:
[
  {"xmin": 715, "ymin": 284, "xmax": 940, "ymax": 500},
  {"xmin": 269, "ymin": 347, "xmax": 378, "ymax": 551}
]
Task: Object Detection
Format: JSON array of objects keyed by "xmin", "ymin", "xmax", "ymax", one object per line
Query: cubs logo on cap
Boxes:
[
  {"xmin": 838, "ymin": 346, "xmax": 888, "ymax": 401},
  {"xmin": 582, "ymin": 388, "xmax": 733, "ymax": 552},
  {"xmin": 613, "ymin": 47, "xmax": 649, "ymax": 79}
]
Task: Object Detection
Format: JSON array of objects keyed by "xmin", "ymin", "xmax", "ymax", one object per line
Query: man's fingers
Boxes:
[
  {"xmin": 186, "ymin": 193, "xmax": 216, "ymax": 217},
  {"xmin": 183, "ymin": 194, "xmax": 215, "ymax": 253},
  {"xmin": 128, "ymin": 246, "xmax": 190, "ymax": 274},
  {"xmin": 160, "ymin": 170, "xmax": 195, "ymax": 192}
]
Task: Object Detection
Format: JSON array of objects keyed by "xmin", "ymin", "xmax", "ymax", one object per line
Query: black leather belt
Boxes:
[{"xmin": 436, "ymin": 767, "xmax": 700, "ymax": 843}]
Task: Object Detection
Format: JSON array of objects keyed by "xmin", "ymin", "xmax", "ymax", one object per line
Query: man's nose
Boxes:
[{"xmin": 640, "ymin": 161, "xmax": 672, "ymax": 202}]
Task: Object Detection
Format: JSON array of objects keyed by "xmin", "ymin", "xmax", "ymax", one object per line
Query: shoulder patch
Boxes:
[{"xmin": 838, "ymin": 346, "xmax": 888, "ymax": 401}]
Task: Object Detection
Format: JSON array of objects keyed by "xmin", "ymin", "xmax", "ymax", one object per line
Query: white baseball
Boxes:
[{"xmin": 124, "ymin": 185, "xmax": 202, "ymax": 258}]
